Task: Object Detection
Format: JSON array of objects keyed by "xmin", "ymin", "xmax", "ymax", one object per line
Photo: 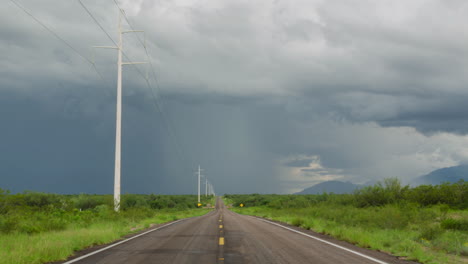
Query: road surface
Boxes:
[{"xmin": 62, "ymin": 197, "xmax": 417, "ymax": 264}]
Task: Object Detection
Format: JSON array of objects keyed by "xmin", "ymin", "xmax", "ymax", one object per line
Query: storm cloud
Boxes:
[{"xmin": 2, "ymin": 0, "xmax": 468, "ymax": 194}]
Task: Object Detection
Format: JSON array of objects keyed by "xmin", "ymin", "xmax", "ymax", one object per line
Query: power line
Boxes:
[
  {"xmin": 77, "ymin": 0, "xmax": 116, "ymax": 45},
  {"xmin": 111, "ymin": 1, "xmax": 169, "ymax": 110},
  {"xmin": 109, "ymin": 1, "xmax": 196, "ymax": 171},
  {"xmin": 9, "ymin": 0, "xmax": 110, "ymax": 88},
  {"xmin": 11, "ymin": 0, "xmax": 196, "ymax": 193},
  {"xmin": 111, "ymin": 0, "xmax": 157, "ymax": 81},
  {"xmin": 77, "ymin": 0, "xmax": 143, "ymax": 73},
  {"xmin": 78, "ymin": 1, "xmax": 155, "ymax": 98},
  {"xmin": 79, "ymin": 0, "xmax": 194, "ymax": 176}
]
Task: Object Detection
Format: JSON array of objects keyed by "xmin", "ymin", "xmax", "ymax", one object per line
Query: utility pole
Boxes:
[
  {"xmin": 94, "ymin": 9, "xmax": 146, "ymax": 212},
  {"xmin": 198, "ymin": 165, "xmax": 200, "ymax": 203},
  {"xmin": 205, "ymin": 177, "xmax": 208, "ymax": 196},
  {"xmin": 196, "ymin": 165, "xmax": 204, "ymax": 204}
]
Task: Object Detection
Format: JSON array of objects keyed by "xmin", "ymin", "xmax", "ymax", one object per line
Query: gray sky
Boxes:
[{"xmin": 2, "ymin": 0, "xmax": 468, "ymax": 194}]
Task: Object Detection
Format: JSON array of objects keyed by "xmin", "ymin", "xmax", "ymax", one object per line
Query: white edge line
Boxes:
[
  {"xmin": 63, "ymin": 209, "xmax": 217, "ymax": 263},
  {"xmin": 250, "ymin": 216, "xmax": 389, "ymax": 264},
  {"xmin": 63, "ymin": 219, "xmax": 184, "ymax": 263}
]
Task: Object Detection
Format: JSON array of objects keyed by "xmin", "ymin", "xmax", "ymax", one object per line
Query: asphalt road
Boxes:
[{"xmin": 63, "ymin": 197, "xmax": 418, "ymax": 264}]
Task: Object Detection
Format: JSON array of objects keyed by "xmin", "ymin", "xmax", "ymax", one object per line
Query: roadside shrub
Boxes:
[
  {"xmin": 73, "ymin": 194, "xmax": 106, "ymax": 210},
  {"xmin": 175, "ymin": 202, "xmax": 189, "ymax": 210},
  {"xmin": 291, "ymin": 217, "xmax": 304, "ymax": 227},
  {"xmin": 73, "ymin": 210, "xmax": 96, "ymax": 227},
  {"xmin": 122, "ymin": 194, "xmax": 148, "ymax": 209},
  {"xmin": 0, "ymin": 190, "xmax": 213, "ymax": 237},
  {"xmin": 23, "ymin": 192, "xmax": 61, "ymax": 208},
  {"xmin": 302, "ymin": 220, "xmax": 313, "ymax": 230},
  {"xmin": 354, "ymin": 178, "xmax": 408, "ymax": 207},
  {"xmin": 441, "ymin": 218, "xmax": 468, "ymax": 231},
  {"xmin": 407, "ymin": 181, "xmax": 467, "ymax": 208},
  {"xmin": 0, "ymin": 215, "xmax": 17, "ymax": 233},
  {"xmin": 419, "ymin": 225, "xmax": 443, "ymax": 241},
  {"xmin": 149, "ymin": 196, "xmax": 171, "ymax": 209},
  {"xmin": 0, "ymin": 188, "xmax": 10, "ymax": 214},
  {"xmin": 94, "ymin": 204, "xmax": 115, "ymax": 219},
  {"xmin": 122, "ymin": 207, "xmax": 154, "ymax": 222},
  {"xmin": 374, "ymin": 205, "xmax": 411, "ymax": 229}
]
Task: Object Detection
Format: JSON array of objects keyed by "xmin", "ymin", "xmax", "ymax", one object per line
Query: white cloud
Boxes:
[
  {"xmin": 278, "ymin": 155, "xmax": 346, "ymax": 193},
  {"xmin": 275, "ymin": 119, "xmax": 468, "ymax": 189}
]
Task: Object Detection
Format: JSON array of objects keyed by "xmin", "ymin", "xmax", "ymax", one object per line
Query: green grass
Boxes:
[
  {"xmin": 224, "ymin": 180, "xmax": 467, "ymax": 264},
  {"xmin": 0, "ymin": 191, "xmax": 215, "ymax": 264},
  {"xmin": 0, "ymin": 208, "xmax": 210, "ymax": 264},
  {"xmin": 229, "ymin": 202, "xmax": 467, "ymax": 264}
]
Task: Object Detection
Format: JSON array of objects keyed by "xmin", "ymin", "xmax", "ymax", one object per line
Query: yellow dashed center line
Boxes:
[{"xmin": 218, "ymin": 213, "xmax": 225, "ymax": 263}]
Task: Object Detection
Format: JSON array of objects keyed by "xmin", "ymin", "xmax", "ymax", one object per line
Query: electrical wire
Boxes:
[
  {"xmin": 77, "ymin": 0, "xmax": 117, "ymax": 46},
  {"xmin": 111, "ymin": 1, "xmax": 196, "ymax": 169},
  {"xmin": 10, "ymin": 0, "xmax": 196, "ymax": 190},
  {"xmin": 9, "ymin": 0, "xmax": 110, "ymax": 88},
  {"xmin": 80, "ymin": 0, "xmax": 195, "ymax": 173}
]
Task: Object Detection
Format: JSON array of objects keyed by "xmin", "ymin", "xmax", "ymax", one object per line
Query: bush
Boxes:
[
  {"xmin": 354, "ymin": 178, "xmax": 409, "ymax": 207},
  {"xmin": 23, "ymin": 192, "xmax": 61, "ymax": 208},
  {"xmin": 0, "ymin": 215, "xmax": 17, "ymax": 233},
  {"xmin": 122, "ymin": 194, "xmax": 148, "ymax": 209},
  {"xmin": 419, "ymin": 225, "xmax": 443, "ymax": 241},
  {"xmin": 291, "ymin": 217, "xmax": 305, "ymax": 227},
  {"xmin": 73, "ymin": 194, "xmax": 106, "ymax": 210},
  {"xmin": 0, "ymin": 190, "xmax": 213, "ymax": 236},
  {"xmin": 441, "ymin": 218, "xmax": 468, "ymax": 231}
]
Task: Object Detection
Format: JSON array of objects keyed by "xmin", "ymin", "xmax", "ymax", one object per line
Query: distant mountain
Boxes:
[
  {"xmin": 295, "ymin": 165, "xmax": 467, "ymax": 195},
  {"xmin": 295, "ymin": 181, "xmax": 361, "ymax": 195},
  {"xmin": 413, "ymin": 165, "xmax": 468, "ymax": 185}
]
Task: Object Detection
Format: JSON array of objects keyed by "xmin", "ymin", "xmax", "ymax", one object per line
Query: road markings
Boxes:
[
  {"xmin": 253, "ymin": 217, "xmax": 390, "ymax": 264},
  {"xmin": 217, "ymin": 211, "xmax": 225, "ymax": 264},
  {"xmin": 62, "ymin": 219, "xmax": 185, "ymax": 264}
]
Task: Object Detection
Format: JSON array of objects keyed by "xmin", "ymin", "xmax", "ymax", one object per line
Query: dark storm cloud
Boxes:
[{"xmin": 3, "ymin": 0, "xmax": 468, "ymax": 194}]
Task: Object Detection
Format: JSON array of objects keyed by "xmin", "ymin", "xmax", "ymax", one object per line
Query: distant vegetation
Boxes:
[
  {"xmin": 0, "ymin": 190, "xmax": 214, "ymax": 264},
  {"xmin": 226, "ymin": 179, "xmax": 467, "ymax": 264}
]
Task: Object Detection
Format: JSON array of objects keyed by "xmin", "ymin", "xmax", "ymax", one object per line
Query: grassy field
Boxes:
[
  {"xmin": 225, "ymin": 179, "xmax": 467, "ymax": 264},
  {"xmin": 0, "ymin": 190, "xmax": 214, "ymax": 264}
]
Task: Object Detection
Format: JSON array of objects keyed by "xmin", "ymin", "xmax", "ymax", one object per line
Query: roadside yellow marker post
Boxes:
[{"xmin": 240, "ymin": 203, "xmax": 244, "ymax": 207}]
